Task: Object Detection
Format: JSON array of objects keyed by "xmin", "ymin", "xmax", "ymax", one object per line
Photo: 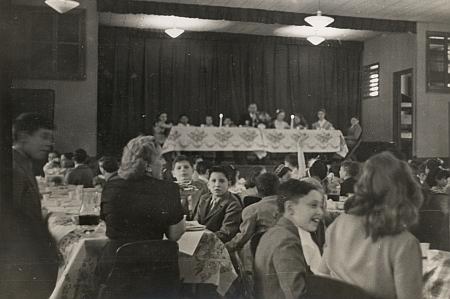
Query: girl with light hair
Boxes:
[{"xmin": 319, "ymin": 152, "xmax": 423, "ymax": 299}]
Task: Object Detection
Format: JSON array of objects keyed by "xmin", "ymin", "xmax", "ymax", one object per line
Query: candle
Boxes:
[
  {"xmin": 219, "ymin": 113, "xmax": 223, "ymax": 127},
  {"xmin": 290, "ymin": 114, "xmax": 294, "ymax": 129}
]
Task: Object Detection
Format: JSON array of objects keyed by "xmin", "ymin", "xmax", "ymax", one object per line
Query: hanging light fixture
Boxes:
[
  {"xmin": 304, "ymin": 0, "xmax": 334, "ymax": 28},
  {"xmin": 45, "ymin": 0, "xmax": 79, "ymax": 14},
  {"xmin": 165, "ymin": 28, "xmax": 184, "ymax": 38},
  {"xmin": 306, "ymin": 36, "xmax": 325, "ymax": 45},
  {"xmin": 304, "ymin": 11, "xmax": 334, "ymax": 28}
]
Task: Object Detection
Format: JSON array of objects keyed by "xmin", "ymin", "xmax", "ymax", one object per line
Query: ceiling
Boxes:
[
  {"xmin": 100, "ymin": 0, "xmax": 450, "ymax": 41},
  {"xmin": 99, "ymin": 13, "xmax": 382, "ymax": 41},
  {"xmin": 141, "ymin": 0, "xmax": 450, "ymax": 24}
]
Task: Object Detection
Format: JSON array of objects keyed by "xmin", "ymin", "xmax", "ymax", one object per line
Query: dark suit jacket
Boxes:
[
  {"xmin": 194, "ymin": 192, "xmax": 242, "ymax": 243},
  {"xmin": 254, "ymin": 216, "xmax": 312, "ymax": 299},
  {"xmin": 340, "ymin": 178, "xmax": 357, "ymax": 196},
  {"xmin": 240, "ymin": 113, "xmax": 260, "ymax": 127},
  {"xmin": 0, "ymin": 150, "xmax": 59, "ymax": 299}
]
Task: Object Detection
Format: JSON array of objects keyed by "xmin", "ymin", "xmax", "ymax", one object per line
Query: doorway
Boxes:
[{"xmin": 393, "ymin": 69, "xmax": 413, "ymax": 159}]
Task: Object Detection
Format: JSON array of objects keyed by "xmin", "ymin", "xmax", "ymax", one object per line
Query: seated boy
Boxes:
[
  {"xmin": 172, "ymin": 155, "xmax": 208, "ymax": 218},
  {"xmin": 254, "ymin": 180, "xmax": 324, "ymax": 299}
]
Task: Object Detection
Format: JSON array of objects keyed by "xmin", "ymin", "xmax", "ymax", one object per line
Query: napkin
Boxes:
[{"xmin": 177, "ymin": 230, "xmax": 204, "ymax": 255}]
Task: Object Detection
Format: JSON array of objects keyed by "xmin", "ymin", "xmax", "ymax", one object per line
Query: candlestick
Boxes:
[
  {"xmin": 290, "ymin": 114, "xmax": 294, "ymax": 129},
  {"xmin": 219, "ymin": 113, "xmax": 223, "ymax": 127}
]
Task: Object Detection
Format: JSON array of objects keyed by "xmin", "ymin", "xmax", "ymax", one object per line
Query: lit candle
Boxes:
[
  {"xmin": 219, "ymin": 113, "xmax": 223, "ymax": 127},
  {"xmin": 290, "ymin": 114, "xmax": 294, "ymax": 129}
]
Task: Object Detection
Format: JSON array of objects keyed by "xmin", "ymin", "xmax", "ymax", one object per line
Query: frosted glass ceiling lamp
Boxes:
[
  {"xmin": 307, "ymin": 36, "xmax": 325, "ymax": 45},
  {"xmin": 304, "ymin": 10, "xmax": 334, "ymax": 27},
  {"xmin": 45, "ymin": 0, "xmax": 79, "ymax": 14},
  {"xmin": 165, "ymin": 28, "xmax": 184, "ymax": 38}
]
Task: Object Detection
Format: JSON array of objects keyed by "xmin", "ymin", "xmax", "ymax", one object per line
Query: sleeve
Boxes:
[
  {"xmin": 226, "ymin": 207, "xmax": 257, "ymax": 251},
  {"xmin": 215, "ymin": 198, "xmax": 243, "ymax": 243},
  {"xmin": 393, "ymin": 237, "xmax": 423, "ymax": 299},
  {"xmin": 167, "ymin": 183, "xmax": 184, "ymax": 225},
  {"xmin": 317, "ymin": 224, "xmax": 332, "ymax": 276},
  {"xmin": 12, "ymin": 167, "xmax": 26, "ymax": 210},
  {"xmin": 272, "ymin": 240, "xmax": 308, "ymax": 299},
  {"xmin": 100, "ymin": 182, "xmax": 115, "ymax": 221}
]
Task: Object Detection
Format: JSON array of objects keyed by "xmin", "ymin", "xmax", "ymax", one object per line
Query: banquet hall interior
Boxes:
[{"xmin": 1, "ymin": 0, "xmax": 450, "ymax": 299}]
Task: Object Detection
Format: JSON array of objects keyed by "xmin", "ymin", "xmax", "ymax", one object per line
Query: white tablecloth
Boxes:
[{"xmin": 162, "ymin": 127, "xmax": 348, "ymax": 156}]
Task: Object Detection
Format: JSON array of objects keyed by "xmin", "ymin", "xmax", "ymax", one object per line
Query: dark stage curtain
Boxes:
[{"xmin": 98, "ymin": 26, "xmax": 363, "ymax": 155}]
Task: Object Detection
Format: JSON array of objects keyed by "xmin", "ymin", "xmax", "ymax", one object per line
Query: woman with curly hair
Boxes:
[
  {"xmin": 97, "ymin": 135, "xmax": 185, "ymax": 281},
  {"xmin": 318, "ymin": 152, "xmax": 423, "ymax": 299}
]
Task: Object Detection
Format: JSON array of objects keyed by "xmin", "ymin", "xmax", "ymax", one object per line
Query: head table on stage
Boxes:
[{"xmin": 162, "ymin": 126, "xmax": 348, "ymax": 157}]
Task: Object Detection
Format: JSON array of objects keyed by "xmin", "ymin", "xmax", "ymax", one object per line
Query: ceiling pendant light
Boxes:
[
  {"xmin": 165, "ymin": 28, "xmax": 184, "ymax": 38},
  {"xmin": 45, "ymin": 0, "xmax": 79, "ymax": 14},
  {"xmin": 304, "ymin": 10, "xmax": 334, "ymax": 28},
  {"xmin": 307, "ymin": 36, "xmax": 325, "ymax": 46}
]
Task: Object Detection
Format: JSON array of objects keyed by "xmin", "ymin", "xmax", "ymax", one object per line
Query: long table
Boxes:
[{"xmin": 162, "ymin": 127, "xmax": 348, "ymax": 157}]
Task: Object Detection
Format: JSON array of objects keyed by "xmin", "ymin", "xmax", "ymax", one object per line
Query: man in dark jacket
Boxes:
[{"xmin": 1, "ymin": 113, "xmax": 59, "ymax": 299}]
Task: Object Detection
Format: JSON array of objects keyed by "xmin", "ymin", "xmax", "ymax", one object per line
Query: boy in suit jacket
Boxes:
[
  {"xmin": 195, "ymin": 166, "xmax": 242, "ymax": 243},
  {"xmin": 1, "ymin": 113, "xmax": 59, "ymax": 299},
  {"xmin": 254, "ymin": 180, "xmax": 324, "ymax": 299}
]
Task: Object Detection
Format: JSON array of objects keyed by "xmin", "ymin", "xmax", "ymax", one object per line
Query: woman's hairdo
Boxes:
[
  {"xmin": 348, "ymin": 151, "xmax": 423, "ymax": 240},
  {"xmin": 118, "ymin": 135, "xmax": 161, "ymax": 180}
]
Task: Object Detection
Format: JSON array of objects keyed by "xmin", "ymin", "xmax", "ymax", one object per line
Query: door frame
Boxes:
[{"xmin": 393, "ymin": 68, "xmax": 413, "ymax": 155}]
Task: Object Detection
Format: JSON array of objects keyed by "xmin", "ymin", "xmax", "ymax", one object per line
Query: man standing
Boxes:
[{"xmin": 1, "ymin": 113, "xmax": 59, "ymax": 298}]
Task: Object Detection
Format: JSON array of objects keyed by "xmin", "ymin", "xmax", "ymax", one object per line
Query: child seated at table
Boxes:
[
  {"xmin": 318, "ymin": 152, "xmax": 423, "ymax": 299},
  {"xmin": 254, "ymin": 180, "xmax": 324, "ymax": 299},
  {"xmin": 194, "ymin": 166, "xmax": 242, "ymax": 243},
  {"xmin": 172, "ymin": 155, "xmax": 209, "ymax": 218}
]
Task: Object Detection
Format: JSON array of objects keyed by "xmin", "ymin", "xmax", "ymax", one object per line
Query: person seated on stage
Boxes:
[
  {"xmin": 256, "ymin": 111, "xmax": 272, "ymax": 129},
  {"xmin": 339, "ymin": 161, "xmax": 360, "ymax": 196},
  {"xmin": 312, "ymin": 108, "xmax": 334, "ymax": 130},
  {"xmin": 284, "ymin": 153, "xmax": 301, "ymax": 179},
  {"xmin": 223, "ymin": 117, "xmax": 236, "ymax": 127},
  {"xmin": 172, "ymin": 155, "xmax": 209, "ymax": 217},
  {"xmin": 293, "ymin": 113, "xmax": 308, "ymax": 129},
  {"xmin": 274, "ymin": 164, "xmax": 293, "ymax": 183},
  {"xmin": 254, "ymin": 180, "xmax": 324, "ymax": 299},
  {"xmin": 318, "ymin": 152, "xmax": 423, "ymax": 299},
  {"xmin": 194, "ymin": 166, "xmax": 243, "ymax": 243},
  {"xmin": 226, "ymin": 173, "xmax": 280, "ymax": 253},
  {"xmin": 43, "ymin": 151, "xmax": 64, "ymax": 177},
  {"xmin": 176, "ymin": 114, "xmax": 190, "ymax": 127},
  {"xmin": 93, "ymin": 156, "xmax": 120, "ymax": 187},
  {"xmin": 344, "ymin": 116, "xmax": 362, "ymax": 148},
  {"xmin": 240, "ymin": 103, "xmax": 260, "ymax": 127},
  {"xmin": 201, "ymin": 115, "xmax": 215, "ymax": 127},
  {"xmin": 272, "ymin": 109, "xmax": 290, "ymax": 130},
  {"xmin": 64, "ymin": 148, "xmax": 94, "ymax": 187},
  {"xmin": 97, "ymin": 135, "xmax": 185, "ymax": 283},
  {"xmin": 153, "ymin": 112, "xmax": 173, "ymax": 146},
  {"xmin": 195, "ymin": 160, "xmax": 212, "ymax": 184}
]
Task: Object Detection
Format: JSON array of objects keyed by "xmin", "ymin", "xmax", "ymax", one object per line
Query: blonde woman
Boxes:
[
  {"xmin": 319, "ymin": 152, "xmax": 423, "ymax": 299},
  {"xmin": 97, "ymin": 136, "xmax": 185, "ymax": 281}
]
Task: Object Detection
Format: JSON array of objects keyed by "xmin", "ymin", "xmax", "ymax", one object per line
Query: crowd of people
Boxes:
[{"xmin": 5, "ymin": 112, "xmax": 446, "ymax": 299}]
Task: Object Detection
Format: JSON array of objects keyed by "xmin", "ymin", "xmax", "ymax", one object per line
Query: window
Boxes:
[
  {"xmin": 12, "ymin": 6, "xmax": 86, "ymax": 80},
  {"xmin": 426, "ymin": 31, "xmax": 450, "ymax": 92},
  {"xmin": 362, "ymin": 63, "xmax": 380, "ymax": 98}
]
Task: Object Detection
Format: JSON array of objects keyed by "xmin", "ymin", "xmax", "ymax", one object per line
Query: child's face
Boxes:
[
  {"xmin": 173, "ymin": 161, "xmax": 194, "ymax": 181},
  {"xmin": 206, "ymin": 117, "xmax": 213, "ymax": 125},
  {"xmin": 287, "ymin": 190, "xmax": 324, "ymax": 232},
  {"xmin": 208, "ymin": 172, "xmax": 230, "ymax": 197}
]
